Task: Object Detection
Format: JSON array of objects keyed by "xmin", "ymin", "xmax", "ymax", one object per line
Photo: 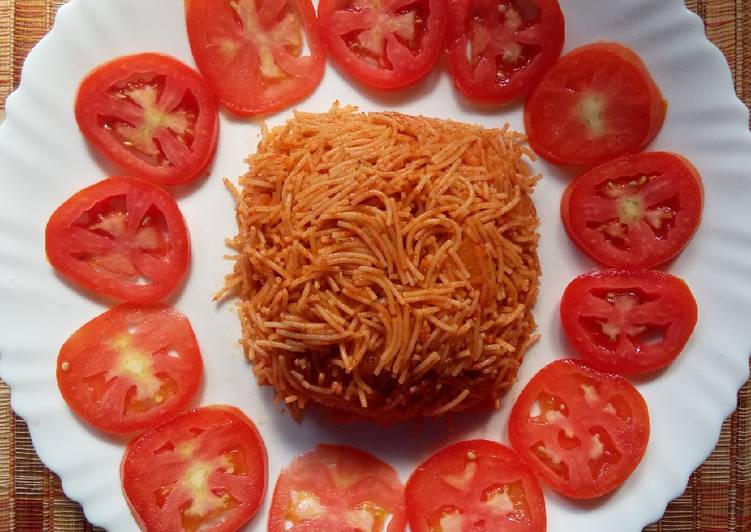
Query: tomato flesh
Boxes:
[
  {"xmin": 524, "ymin": 42, "xmax": 667, "ymax": 166},
  {"xmin": 45, "ymin": 176, "xmax": 190, "ymax": 303},
  {"xmin": 269, "ymin": 445, "xmax": 407, "ymax": 531},
  {"xmin": 406, "ymin": 439, "xmax": 546, "ymax": 532},
  {"xmin": 318, "ymin": 0, "xmax": 448, "ymax": 90},
  {"xmin": 57, "ymin": 304, "xmax": 203, "ymax": 434},
  {"xmin": 446, "ymin": 0, "xmax": 564, "ymax": 104},
  {"xmin": 186, "ymin": 0, "xmax": 326, "ymax": 115},
  {"xmin": 560, "ymin": 270, "xmax": 697, "ymax": 375},
  {"xmin": 561, "ymin": 151, "xmax": 704, "ymax": 268},
  {"xmin": 121, "ymin": 405, "xmax": 267, "ymax": 532},
  {"xmin": 75, "ymin": 53, "xmax": 218, "ymax": 185},
  {"xmin": 508, "ymin": 359, "xmax": 650, "ymax": 499}
]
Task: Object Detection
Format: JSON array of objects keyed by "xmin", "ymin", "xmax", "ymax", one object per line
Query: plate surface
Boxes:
[{"xmin": 1, "ymin": 0, "xmax": 750, "ymax": 530}]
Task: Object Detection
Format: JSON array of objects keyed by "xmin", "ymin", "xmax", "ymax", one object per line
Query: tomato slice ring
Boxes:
[
  {"xmin": 318, "ymin": 0, "xmax": 448, "ymax": 90},
  {"xmin": 45, "ymin": 176, "xmax": 190, "ymax": 303},
  {"xmin": 406, "ymin": 439, "xmax": 547, "ymax": 531},
  {"xmin": 121, "ymin": 405, "xmax": 267, "ymax": 532},
  {"xmin": 561, "ymin": 152, "xmax": 704, "ymax": 268},
  {"xmin": 560, "ymin": 270, "xmax": 698, "ymax": 375},
  {"xmin": 186, "ymin": 0, "xmax": 326, "ymax": 116},
  {"xmin": 508, "ymin": 359, "xmax": 650, "ymax": 499},
  {"xmin": 75, "ymin": 53, "xmax": 219, "ymax": 185},
  {"xmin": 524, "ymin": 42, "xmax": 667, "ymax": 166},
  {"xmin": 446, "ymin": 0, "xmax": 564, "ymax": 104},
  {"xmin": 57, "ymin": 304, "xmax": 203, "ymax": 434},
  {"xmin": 268, "ymin": 445, "xmax": 407, "ymax": 531}
]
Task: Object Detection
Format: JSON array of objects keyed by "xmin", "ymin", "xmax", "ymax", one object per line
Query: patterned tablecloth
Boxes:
[{"xmin": 1, "ymin": 0, "xmax": 749, "ymax": 530}]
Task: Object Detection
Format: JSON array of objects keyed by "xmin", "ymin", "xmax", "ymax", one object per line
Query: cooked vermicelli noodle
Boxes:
[{"xmin": 220, "ymin": 104, "xmax": 541, "ymax": 421}]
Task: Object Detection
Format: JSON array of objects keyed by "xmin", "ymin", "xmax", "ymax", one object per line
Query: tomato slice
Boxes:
[
  {"xmin": 75, "ymin": 53, "xmax": 218, "ymax": 185},
  {"xmin": 56, "ymin": 304, "xmax": 203, "ymax": 434},
  {"xmin": 406, "ymin": 439, "xmax": 546, "ymax": 532},
  {"xmin": 121, "ymin": 405, "xmax": 267, "ymax": 532},
  {"xmin": 318, "ymin": 0, "xmax": 448, "ymax": 90},
  {"xmin": 560, "ymin": 270, "xmax": 697, "ymax": 375},
  {"xmin": 45, "ymin": 176, "xmax": 190, "ymax": 303},
  {"xmin": 561, "ymin": 152, "xmax": 704, "ymax": 268},
  {"xmin": 185, "ymin": 0, "xmax": 326, "ymax": 116},
  {"xmin": 268, "ymin": 445, "xmax": 407, "ymax": 531},
  {"xmin": 508, "ymin": 359, "xmax": 650, "ymax": 499},
  {"xmin": 524, "ymin": 42, "xmax": 667, "ymax": 166},
  {"xmin": 445, "ymin": 0, "xmax": 564, "ymax": 104}
]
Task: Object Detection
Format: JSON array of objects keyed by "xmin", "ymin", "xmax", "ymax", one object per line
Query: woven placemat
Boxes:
[{"xmin": 1, "ymin": 0, "xmax": 749, "ymax": 530}]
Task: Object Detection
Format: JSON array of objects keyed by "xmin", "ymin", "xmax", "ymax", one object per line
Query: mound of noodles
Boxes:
[{"xmin": 221, "ymin": 104, "xmax": 541, "ymax": 421}]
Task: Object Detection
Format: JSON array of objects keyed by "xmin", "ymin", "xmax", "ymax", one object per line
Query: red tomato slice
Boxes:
[
  {"xmin": 318, "ymin": 0, "xmax": 448, "ymax": 90},
  {"xmin": 406, "ymin": 439, "xmax": 546, "ymax": 532},
  {"xmin": 121, "ymin": 405, "xmax": 267, "ymax": 532},
  {"xmin": 524, "ymin": 42, "xmax": 667, "ymax": 166},
  {"xmin": 268, "ymin": 445, "xmax": 407, "ymax": 531},
  {"xmin": 561, "ymin": 270, "xmax": 697, "ymax": 375},
  {"xmin": 45, "ymin": 176, "xmax": 190, "ymax": 303},
  {"xmin": 446, "ymin": 0, "xmax": 564, "ymax": 104},
  {"xmin": 561, "ymin": 152, "xmax": 704, "ymax": 268},
  {"xmin": 508, "ymin": 359, "xmax": 650, "ymax": 499},
  {"xmin": 185, "ymin": 0, "xmax": 326, "ymax": 116},
  {"xmin": 75, "ymin": 53, "xmax": 219, "ymax": 185},
  {"xmin": 56, "ymin": 304, "xmax": 203, "ymax": 434}
]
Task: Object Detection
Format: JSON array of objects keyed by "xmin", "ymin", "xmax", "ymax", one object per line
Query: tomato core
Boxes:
[
  {"xmin": 179, "ymin": 458, "xmax": 236, "ymax": 530},
  {"xmin": 101, "ymin": 82, "xmax": 196, "ymax": 167},
  {"xmin": 231, "ymin": 0, "xmax": 303, "ymax": 79},
  {"xmin": 618, "ymin": 196, "xmax": 643, "ymax": 224},
  {"xmin": 578, "ymin": 93, "xmax": 606, "ymax": 137},
  {"xmin": 469, "ymin": 3, "xmax": 537, "ymax": 77},
  {"xmin": 285, "ymin": 490, "xmax": 325, "ymax": 524}
]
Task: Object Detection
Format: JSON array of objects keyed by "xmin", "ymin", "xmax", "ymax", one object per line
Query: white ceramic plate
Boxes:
[{"xmin": 1, "ymin": 0, "xmax": 750, "ymax": 530}]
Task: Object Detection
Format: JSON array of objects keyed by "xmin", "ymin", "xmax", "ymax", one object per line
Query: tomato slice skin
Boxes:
[
  {"xmin": 508, "ymin": 359, "xmax": 650, "ymax": 499},
  {"xmin": 561, "ymin": 270, "xmax": 697, "ymax": 375},
  {"xmin": 75, "ymin": 53, "xmax": 219, "ymax": 185},
  {"xmin": 186, "ymin": 0, "xmax": 326, "ymax": 116},
  {"xmin": 121, "ymin": 405, "xmax": 267, "ymax": 532},
  {"xmin": 406, "ymin": 439, "xmax": 546, "ymax": 532},
  {"xmin": 445, "ymin": 0, "xmax": 564, "ymax": 104},
  {"xmin": 561, "ymin": 151, "xmax": 704, "ymax": 269},
  {"xmin": 45, "ymin": 176, "xmax": 190, "ymax": 303},
  {"xmin": 269, "ymin": 444, "xmax": 407, "ymax": 532},
  {"xmin": 56, "ymin": 304, "xmax": 203, "ymax": 434},
  {"xmin": 524, "ymin": 42, "xmax": 667, "ymax": 166},
  {"xmin": 318, "ymin": 0, "xmax": 448, "ymax": 90}
]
